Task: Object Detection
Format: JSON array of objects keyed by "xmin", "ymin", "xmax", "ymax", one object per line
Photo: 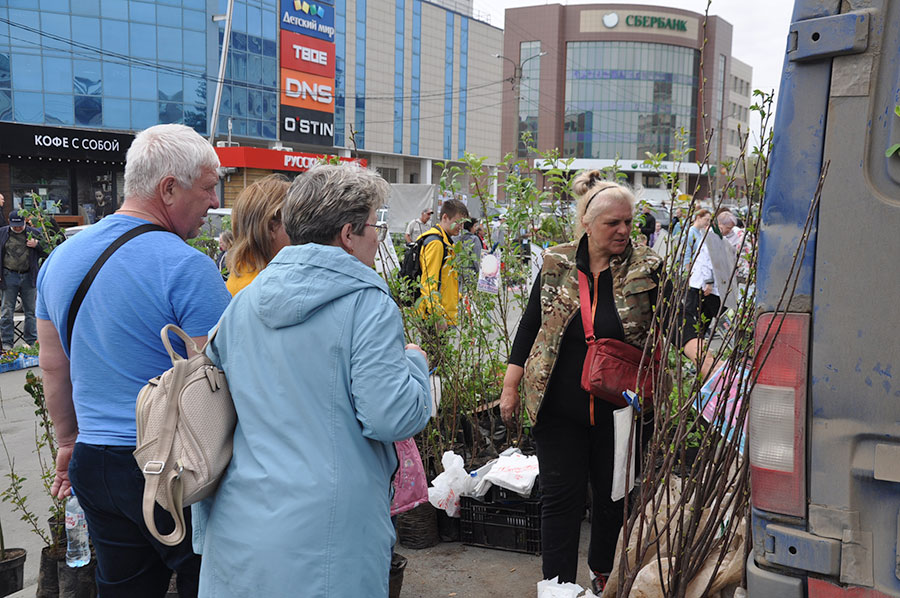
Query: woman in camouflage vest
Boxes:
[{"xmin": 499, "ymin": 171, "xmax": 661, "ymax": 594}]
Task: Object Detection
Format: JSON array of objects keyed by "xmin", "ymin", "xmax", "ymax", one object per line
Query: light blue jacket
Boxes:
[{"xmin": 195, "ymin": 244, "xmax": 432, "ymax": 598}]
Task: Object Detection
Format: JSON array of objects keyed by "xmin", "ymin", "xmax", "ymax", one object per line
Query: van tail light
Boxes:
[{"xmin": 749, "ymin": 312, "xmax": 810, "ymax": 518}]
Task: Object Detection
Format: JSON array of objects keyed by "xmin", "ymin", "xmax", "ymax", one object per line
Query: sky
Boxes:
[{"xmin": 472, "ymin": 0, "xmax": 795, "ymax": 143}]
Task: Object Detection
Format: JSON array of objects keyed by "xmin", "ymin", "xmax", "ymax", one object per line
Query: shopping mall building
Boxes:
[
  {"xmin": 0, "ymin": 0, "xmax": 502, "ymax": 224},
  {"xmin": 501, "ymin": 3, "xmax": 753, "ymax": 201}
]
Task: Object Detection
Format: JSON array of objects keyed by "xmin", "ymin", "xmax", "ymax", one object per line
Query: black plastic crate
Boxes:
[
  {"xmin": 459, "ymin": 496, "xmax": 541, "ymax": 555},
  {"xmin": 487, "ymin": 476, "xmax": 541, "ymax": 503}
]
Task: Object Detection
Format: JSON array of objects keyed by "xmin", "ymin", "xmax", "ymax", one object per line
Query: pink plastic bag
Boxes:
[{"xmin": 391, "ymin": 438, "xmax": 429, "ymax": 516}]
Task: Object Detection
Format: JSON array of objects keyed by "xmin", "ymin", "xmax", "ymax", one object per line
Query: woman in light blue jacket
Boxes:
[{"xmin": 195, "ymin": 163, "xmax": 433, "ymax": 597}]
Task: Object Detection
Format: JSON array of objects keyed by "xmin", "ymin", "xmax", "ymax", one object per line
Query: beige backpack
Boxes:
[{"xmin": 134, "ymin": 324, "xmax": 236, "ymax": 546}]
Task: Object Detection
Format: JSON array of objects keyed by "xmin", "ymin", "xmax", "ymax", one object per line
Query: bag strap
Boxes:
[
  {"xmin": 577, "ymin": 269, "xmax": 595, "ymax": 342},
  {"xmin": 141, "ymin": 356, "xmax": 191, "ymax": 546},
  {"xmin": 66, "ymin": 223, "xmax": 166, "ymax": 353},
  {"xmin": 420, "ymin": 232, "xmax": 449, "ymax": 291},
  {"xmin": 159, "ymin": 323, "xmax": 219, "ymax": 365}
]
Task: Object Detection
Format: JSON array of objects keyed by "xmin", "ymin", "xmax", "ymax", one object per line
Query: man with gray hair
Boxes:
[{"xmin": 37, "ymin": 124, "xmax": 231, "ymax": 597}]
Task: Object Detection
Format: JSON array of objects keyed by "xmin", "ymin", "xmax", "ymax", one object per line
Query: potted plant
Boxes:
[{"xmin": 0, "ymin": 516, "xmax": 27, "ymax": 597}]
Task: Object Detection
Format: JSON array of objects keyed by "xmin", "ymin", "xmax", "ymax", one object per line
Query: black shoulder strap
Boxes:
[{"xmin": 66, "ymin": 223, "xmax": 166, "ymax": 353}]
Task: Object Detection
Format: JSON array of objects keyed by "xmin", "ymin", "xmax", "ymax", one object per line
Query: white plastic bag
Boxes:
[
  {"xmin": 466, "ymin": 459, "xmax": 497, "ymax": 498},
  {"xmin": 536, "ymin": 576, "xmax": 584, "ymax": 598},
  {"xmin": 611, "ymin": 403, "xmax": 636, "ymax": 502},
  {"xmin": 483, "ymin": 451, "xmax": 539, "ymax": 496},
  {"xmin": 427, "ymin": 451, "xmax": 470, "ymax": 517}
]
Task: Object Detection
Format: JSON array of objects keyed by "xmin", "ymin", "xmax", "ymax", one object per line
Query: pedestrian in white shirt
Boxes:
[{"xmin": 405, "ymin": 208, "xmax": 433, "ymax": 243}]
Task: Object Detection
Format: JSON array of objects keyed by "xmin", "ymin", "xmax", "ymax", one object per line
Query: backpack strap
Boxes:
[{"xmin": 66, "ymin": 223, "xmax": 166, "ymax": 354}]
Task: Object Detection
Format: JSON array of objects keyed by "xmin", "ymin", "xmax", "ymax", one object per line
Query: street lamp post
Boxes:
[{"xmin": 494, "ymin": 51, "xmax": 547, "ymax": 157}]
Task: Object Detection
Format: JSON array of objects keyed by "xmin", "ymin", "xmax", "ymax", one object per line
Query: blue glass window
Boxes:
[
  {"xmin": 157, "ymin": 5, "xmax": 181, "ymax": 27},
  {"xmin": 262, "ymin": 39, "xmax": 276, "ymax": 57},
  {"xmin": 102, "ymin": 19, "xmax": 129, "ymax": 55},
  {"xmin": 184, "ymin": 104, "xmax": 207, "ymax": 135},
  {"xmin": 262, "ymin": 8, "xmax": 274, "ymax": 40},
  {"xmin": 9, "ymin": 10, "xmax": 40, "ymax": 49},
  {"xmin": 231, "ymin": 31, "xmax": 247, "ymax": 52},
  {"xmin": 0, "ymin": 11, "xmax": 8, "ymax": 46},
  {"xmin": 71, "ymin": 0, "xmax": 100, "ymax": 17},
  {"xmin": 231, "ymin": 118, "xmax": 246, "ymax": 136},
  {"xmin": 45, "ymin": 94, "xmax": 74, "ymax": 125},
  {"xmin": 184, "ymin": 73, "xmax": 207, "ymax": 104},
  {"xmin": 247, "ymin": 5, "xmax": 262, "ymax": 38},
  {"xmin": 71, "ymin": 17, "xmax": 100, "ymax": 49},
  {"xmin": 130, "ymin": 23, "xmax": 157, "ymax": 59},
  {"xmin": 183, "ymin": 31, "xmax": 205, "ymax": 66},
  {"xmin": 43, "ymin": 57, "xmax": 72, "ymax": 94},
  {"xmin": 14, "ymin": 91, "xmax": 42, "ymax": 123},
  {"xmin": 183, "ymin": 0, "xmax": 204, "ymax": 8},
  {"xmin": 220, "ymin": 85, "xmax": 232, "ymax": 116},
  {"xmin": 457, "ymin": 17, "xmax": 468, "ymax": 159},
  {"xmin": 262, "ymin": 57, "xmax": 276, "ymax": 89},
  {"xmin": 130, "ymin": 1, "xmax": 155, "ymax": 24},
  {"xmin": 248, "ymin": 89, "xmax": 262, "ymax": 118},
  {"xmin": 410, "ymin": 0, "xmax": 421, "ymax": 155},
  {"xmin": 354, "ymin": 0, "xmax": 366, "ymax": 149},
  {"xmin": 157, "ymin": 71, "xmax": 182, "ymax": 102},
  {"xmin": 74, "ymin": 61, "xmax": 102, "ymax": 95},
  {"xmin": 248, "ymin": 55, "xmax": 262, "ymax": 85},
  {"xmin": 157, "ymin": 0, "xmax": 180, "ymax": 6},
  {"xmin": 262, "ymin": 120, "xmax": 276, "ymax": 140},
  {"xmin": 0, "ymin": 90, "xmax": 12, "ymax": 121},
  {"xmin": 232, "ymin": 52, "xmax": 247, "ymax": 82},
  {"xmin": 0, "ymin": 54, "xmax": 10, "ymax": 89},
  {"xmin": 40, "ymin": 0, "xmax": 70, "ymax": 10},
  {"xmin": 444, "ymin": 13, "xmax": 454, "ymax": 159},
  {"xmin": 262, "ymin": 92, "xmax": 276, "ymax": 120},
  {"xmin": 102, "ymin": 61, "xmax": 129, "ymax": 97},
  {"xmin": 231, "ymin": 3, "xmax": 247, "ymax": 33},
  {"xmin": 157, "ymin": 27, "xmax": 183, "ymax": 62},
  {"xmin": 12, "ymin": 54, "xmax": 42, "ymax": 92},
  {"xmin": 394, "ymin": 0, "xmax": 404, "ymax": 154},
  {"xmin": 131, "ymin": 99, "xmax": 157, "ymax": 129},
  {"xmin": 232, "ymin": 86, "xmax": 247, "ymax": 117},
  {"xmin": 75, "ymin": 95, "xmax": 102, "ymax": 126},
  {"xmin": 101, "ymin": 0, "xmax": 128, "ymax": 20},
  {"xmin": 248, "ymin": 35, "xmax": 262, "ymax": 55},
  {"xmin": 40, "ymin": 13, "xmax": 71, "ymax": 52},
  {"xmin": 246, "ymin": 119, "xmax": 261, "ymax": 138},
  {"xmin": 130, "ymin": 67, "xmax": 157, "ymax": 100},
  {"xmin": 103, "ymin": 97, "xmax": 130, "ymax": 129},
  {"xmin": 183, "ymin": 9, "xmax": 205, "ymax": 32},
  {"xmin": 158, "ymin": 101, "xmax": 182, "ymax": 124}
]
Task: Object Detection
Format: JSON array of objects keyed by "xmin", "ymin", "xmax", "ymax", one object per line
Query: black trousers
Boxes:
[{"xmin": 533, "ymin": 403, "xmax": 622, "ymax": 582}]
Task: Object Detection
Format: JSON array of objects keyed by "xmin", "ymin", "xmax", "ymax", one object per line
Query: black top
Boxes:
[{"xmin": 509, "ymin": 235, "xmax": 626, "ymax": 424}]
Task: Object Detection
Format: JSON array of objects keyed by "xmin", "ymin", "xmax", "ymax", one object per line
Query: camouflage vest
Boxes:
[{"xmin": 521, "ymin": 239, "xmax": 662, "ymax": 422}]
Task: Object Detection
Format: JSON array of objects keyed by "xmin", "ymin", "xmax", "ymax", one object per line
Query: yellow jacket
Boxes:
[
  {"xmin": 226, "ymin": 269, "xmax": 259, "ymax": 296},
  {"xmin": 416, "ymin": 226, "xmax": 458, "ymax": 325}
]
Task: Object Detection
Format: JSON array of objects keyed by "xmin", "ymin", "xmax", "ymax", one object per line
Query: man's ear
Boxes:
[
  {"xmin": 336, "ymin": 222, "xmax": 355, "ymax": 253},
  {"xmin": 158, "ymin": 176, "xmax": 178, "ymax": 206}
]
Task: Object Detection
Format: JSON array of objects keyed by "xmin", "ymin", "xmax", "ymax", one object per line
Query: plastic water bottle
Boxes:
[{"xmin": 65, "ymin": 492, "xmax": 90, "ymax": 568}]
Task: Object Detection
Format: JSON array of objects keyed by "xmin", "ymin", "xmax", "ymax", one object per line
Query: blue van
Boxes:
[{"xmin": 747, "ymin": 1, "xmax": 900, "ymax": 597}]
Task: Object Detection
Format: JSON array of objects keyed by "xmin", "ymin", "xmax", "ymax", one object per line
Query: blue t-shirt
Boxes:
[{"xmin": 36, "ymin": 214, "xmax": 231, "ymax": 446}]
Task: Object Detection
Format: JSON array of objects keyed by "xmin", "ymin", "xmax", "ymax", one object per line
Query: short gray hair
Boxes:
[
  {"xmin": 717, "ymin": 211, "xmax": 738, "ymax": 227},
  {"xmin": 283, "ymin": 162, "xmax": 389, "ymax": 245},
  {"xmin": 124, "ymin": 124, "xmax": 220, "ymax": 200}
]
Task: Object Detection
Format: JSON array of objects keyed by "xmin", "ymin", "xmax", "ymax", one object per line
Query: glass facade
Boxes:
[
  {"xmin": 457, "ymin": 17, "xmax": 467, "ymax": 160},
  {"xmin": 354, "ymin": 0, "xmax": 367, "ymax": 149},
  {"xmin": 394, "ymin": 0, "xmax": 405, "ymax": 154},
  {"xmin": 2, "ymin": 1, "xmax": 214, "ymax": 134},
  {"xmin": 563, "ymin": 41, "xmax": 700, "ymax": 160},
  {"xmin": 215, "ymin": 0, "xmax": 279, "ymax": 140},
  {"xmin": 410, "ymin": 0, "xmax": 422, "ymax": 155},
  {"xmin": 334, "ymin": 0, "xmax": 347, "ymax": 147},
  {"xmin": 443, "ymin": 12, "xmax": 454, "ymax": 159},
  {"xmin": 517, "ymin": 41, "xmax": 541, "ymax": 157}
]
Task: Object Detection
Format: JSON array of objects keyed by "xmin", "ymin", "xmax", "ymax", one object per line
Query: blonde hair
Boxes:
[
  {"xmin": 572, "ymin": 170, "xmax": 636, "ymax": 237},
  {"xmin": 227, "ymin": 174, "xmax": 291, "ymax": 276}
]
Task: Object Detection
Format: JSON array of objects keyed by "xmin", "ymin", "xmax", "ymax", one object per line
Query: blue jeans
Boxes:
[
  {"xmin": 0, "ymin": 268, "xmax": 36, "ymax": 347},
  {"xmin": 69, "ymin": 443, "xmax": 201, "ymax": 598}
]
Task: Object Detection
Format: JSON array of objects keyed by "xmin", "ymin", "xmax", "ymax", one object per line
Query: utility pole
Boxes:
[
  {"xmin": 494, "ymin": 51, "xmax": 547, "ymax": 155},
  {"xmin": 209, "ymin": 0, "xmax": 235, "ymax": 144}
]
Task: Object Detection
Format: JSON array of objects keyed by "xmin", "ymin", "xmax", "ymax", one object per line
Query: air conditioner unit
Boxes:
[
  {"xmin": 215, "ymin": 141, "xmax": 239, "ymax": 148},
  {"xmin": 269, "ymin": 143, "xmax": 293, "ymax": 152}
]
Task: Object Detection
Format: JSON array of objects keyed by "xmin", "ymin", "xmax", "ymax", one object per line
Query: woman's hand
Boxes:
[{"xmin": 499, "ymin": 364, "xmax": 525, "ymax": 425}]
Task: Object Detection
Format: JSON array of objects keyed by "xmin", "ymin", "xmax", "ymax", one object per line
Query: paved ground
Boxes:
[{"xmin": 0, "ymin": 368, "xmax": 596, "ymax": 598}]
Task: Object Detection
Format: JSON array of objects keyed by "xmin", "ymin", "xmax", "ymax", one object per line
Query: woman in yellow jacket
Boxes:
[{"xmin": 226, "ymin": 175, "xmax": 291, "ymax": 295}]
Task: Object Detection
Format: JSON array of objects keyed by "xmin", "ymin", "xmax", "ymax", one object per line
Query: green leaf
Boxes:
[
  {"xmin": 886, "ymin": 143, "xmax": 900, "ymax": 158},
  {"xmin": 895, "ymin": 104, "xmax": 900, "ymax": 118}
]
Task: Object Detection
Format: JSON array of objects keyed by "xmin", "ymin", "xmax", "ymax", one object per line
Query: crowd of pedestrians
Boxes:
[{"xmin": 20, "ymin": 121, "xmax": 752, "ymax": 597}]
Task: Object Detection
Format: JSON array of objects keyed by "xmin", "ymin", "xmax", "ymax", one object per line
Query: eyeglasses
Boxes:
[{"xmin": 366, "ymin": 223, "xmax": 389, "ymax": 242}]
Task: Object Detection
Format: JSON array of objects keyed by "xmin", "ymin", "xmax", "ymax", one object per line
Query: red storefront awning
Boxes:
[{"xmin": 215, "ymin": 146, "xmax": 366, "ymax": 173}]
